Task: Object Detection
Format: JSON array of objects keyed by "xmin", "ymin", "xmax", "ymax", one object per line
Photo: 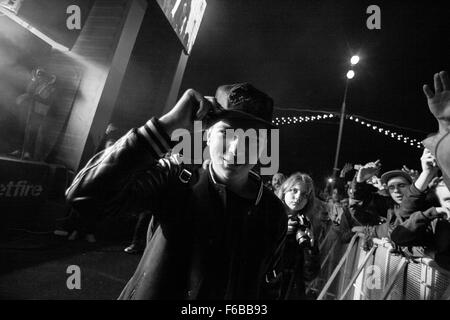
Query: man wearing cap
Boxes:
[
  {"xmin": 66, "ymin": 83, "xmax": 287, "ymax": 299},
  {"xmin": 349, "ymin": 160, "xmax": 413, "ymax": 239},
  {"xmin": 390, "ymin": 149, "xmax": 450, "ymax": 270}
]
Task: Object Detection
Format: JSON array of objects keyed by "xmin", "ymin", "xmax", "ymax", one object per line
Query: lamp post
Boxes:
[{"xmin": 332, "ymin": 55, "xmax": 359, "ymax": 177}]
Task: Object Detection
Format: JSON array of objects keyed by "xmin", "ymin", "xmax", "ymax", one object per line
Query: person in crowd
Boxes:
[
  {"xmin": 66, "ymin": 83, "xmax": 287, "ymax": 299},
  {"xmin": 270, "ymin": 172, "xmax": 286, "ymax": 194},
  {"xmin": 402, "ymin": 165, "xmax": 420, "ymax": 183},
  {"xmin": 349, "ymin": 160, "xmax": 413, "ymax": 240},
  {"xmin": 327, "ymin": 187, "xmax": 345, "ymax": 225},
  {"xmin": 340, "ymin": 197, "xmax": 349, "ymax": 211},
  {"xmin": 321, "ymin": 181, "xmax": 361, "ymax": 248},
  {"xmin": 12, "ymin": 68, "xmax": 57, "ymax": 160},
  {"xmin": 325, "ymin": 163, "xmax": 353, "ymax": 225},
  {"xmin": 276, "ymin": 172, "xmax": 324, "ymax": 299},
  {"xmin": 96, "ymin": 123, "xmax": 121, "ymax": 151},
  {"xmin": 391, "ymin": 178, "xmax": 450, "ymax": 269},
  {"xmin": 390, "ymin": 69, "xmax": 450, "ymax": 269}
]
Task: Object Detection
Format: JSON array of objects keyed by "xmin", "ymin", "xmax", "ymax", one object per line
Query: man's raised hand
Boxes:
[
  {"xmin": 356, "ymin": 160, "xmax": 382, "ymax": 183},
  {"xmin": 402, "ymin": 165, "xmax": 419, "ymax": 182},
  {"xmin": 423, "ymin": 71, "xmax": 450, "ymax": 130},
  {"xmin": 340, "ymin": 163, "xmax": 353, "ymax": 178},
  {"xmin": 159, "ymin": 89, "xmax": 217, "ymax": 135}
]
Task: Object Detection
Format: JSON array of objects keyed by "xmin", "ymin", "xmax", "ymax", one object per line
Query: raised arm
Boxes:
[
  {"xmin": 66, "ymin": 89, "xmax": 215, "ymax": 216},
  {"xmin": 349, "ymin": 160, "xmax": 387, "ymax": 225},
  {"xmin": 423, "ymin": 71, "xmax": 450, "ymax": 133},
  {"xmin": 352, "ymin": 160, "xmax": 381, "ymax": 200}
]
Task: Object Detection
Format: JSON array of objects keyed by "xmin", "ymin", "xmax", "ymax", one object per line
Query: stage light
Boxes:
[{"xmin": 0, "ymin": 6, "xmax": 69, "ymax": 52}]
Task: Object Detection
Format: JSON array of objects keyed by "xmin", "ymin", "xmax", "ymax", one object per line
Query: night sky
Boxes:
[{"xmin": 180, "ymin": 0, "xmax": 450, "ymax": 188}]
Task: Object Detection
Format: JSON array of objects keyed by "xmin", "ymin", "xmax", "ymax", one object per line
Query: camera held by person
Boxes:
[{"xmin": 287, "ymin": 213, "xmax": 314, "ymax": 249}]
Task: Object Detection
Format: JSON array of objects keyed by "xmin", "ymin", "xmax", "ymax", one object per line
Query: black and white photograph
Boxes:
[{"xmin": 0, "ymin": 0, "xmax": 450, "ymax": 308}]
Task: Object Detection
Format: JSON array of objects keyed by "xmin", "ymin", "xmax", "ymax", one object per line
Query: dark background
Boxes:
[
  {"xmin": 1, "ymin": 0, "xmax": 449, "ymax": 189},
  {"xmin": 180, "ymin": 0, "xmax": 450, "ymax": 188}
]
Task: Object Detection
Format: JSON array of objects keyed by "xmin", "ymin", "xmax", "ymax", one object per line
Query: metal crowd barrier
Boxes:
[{"xmin": 309, "ymin": 231, "xmax": 450, "ymax": 300}]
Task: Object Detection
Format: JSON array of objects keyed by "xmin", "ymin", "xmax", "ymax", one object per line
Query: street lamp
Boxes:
[
  {"xmin": 350, "ymin": 55, "xmax": 360, "ymax": 66},
  {"xmin": 346, "ymin": 70, "xmax": 355, "ymax": 79},
  {"xmin": 332, "ymin": 56, "xmax": 359, "ymax": 177}
]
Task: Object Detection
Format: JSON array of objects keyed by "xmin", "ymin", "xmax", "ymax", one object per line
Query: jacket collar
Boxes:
[{"xmin": 207, "ymin": 162, "xmax": 264, "ymax": 206}]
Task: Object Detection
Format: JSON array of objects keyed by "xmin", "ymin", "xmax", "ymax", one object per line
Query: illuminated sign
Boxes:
[{"xmin": 157, "ymin": 0, "xmax": 207, "ymax": 54}]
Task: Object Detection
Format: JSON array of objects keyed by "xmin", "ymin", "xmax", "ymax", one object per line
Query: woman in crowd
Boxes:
[{"xmin": 276, "ymin": 172, "xmax": 325, "ymax": 299}]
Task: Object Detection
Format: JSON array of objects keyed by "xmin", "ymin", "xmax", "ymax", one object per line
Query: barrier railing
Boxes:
[{"xmin": 311, "ymin": 231, "xmax": 450, "ymax": 300}]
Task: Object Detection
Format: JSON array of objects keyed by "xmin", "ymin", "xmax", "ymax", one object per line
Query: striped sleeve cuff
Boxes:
[{"xmin": 138, "ymin": 117, "xmax": 173, "ymax": 158}]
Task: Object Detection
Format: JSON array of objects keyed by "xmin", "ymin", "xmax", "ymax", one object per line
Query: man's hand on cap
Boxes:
[{"xmin": 159, "ymin": 89, "xmax": 215, "ymax": 135}]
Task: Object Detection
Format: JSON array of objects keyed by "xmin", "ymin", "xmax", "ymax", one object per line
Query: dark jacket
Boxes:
[
  {"xmin": 349, "ymin": 178, "xmax": 403, "ymax": 239},
  {"xmin": 336, "ymin": 207, "xmax": 362, "ymax": 243},
  {"xmin": 281, "ymin": 235, "xmax": 319, "ymax": 300},
  {"xmin": 66, "ymin": 118, "xmax": 287, "ymax": 299},
  {"xmin": 391, "ymin": 184, "xmax": 450, "ymax": 270}
]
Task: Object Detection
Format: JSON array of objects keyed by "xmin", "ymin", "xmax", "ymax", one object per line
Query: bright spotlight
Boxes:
[
  {"xmin": 0, "ymin": 6, "xmax": 69, "ymax": 52},
  {"xmin": 346, "ymin": 70, "xmax": 355, "ymax": 79},
  {"xmin": 350, "ymin": 55, "xmax": 360, "ymax": 65}
]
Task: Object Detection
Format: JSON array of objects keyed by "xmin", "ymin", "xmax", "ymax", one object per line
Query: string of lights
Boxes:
[
  {"xmin": 272, "ymin": 113, "xmax": 337, "ymax": 126},
  {"xmin": 346, "ymin": 115, "xmax": 423, "ymax": 149},
  {"xmin": 272, "ymin": 112, "xmax": 423, "ymax": 149}
]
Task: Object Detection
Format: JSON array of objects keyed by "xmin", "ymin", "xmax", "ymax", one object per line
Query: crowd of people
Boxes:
[
  {"xmin": 265, "ymin": 145, "xmax": 450, "ymax": 298},
  {"xmin": 62, "ymin": 71, "xmax": 449, "ymax": 300}
]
